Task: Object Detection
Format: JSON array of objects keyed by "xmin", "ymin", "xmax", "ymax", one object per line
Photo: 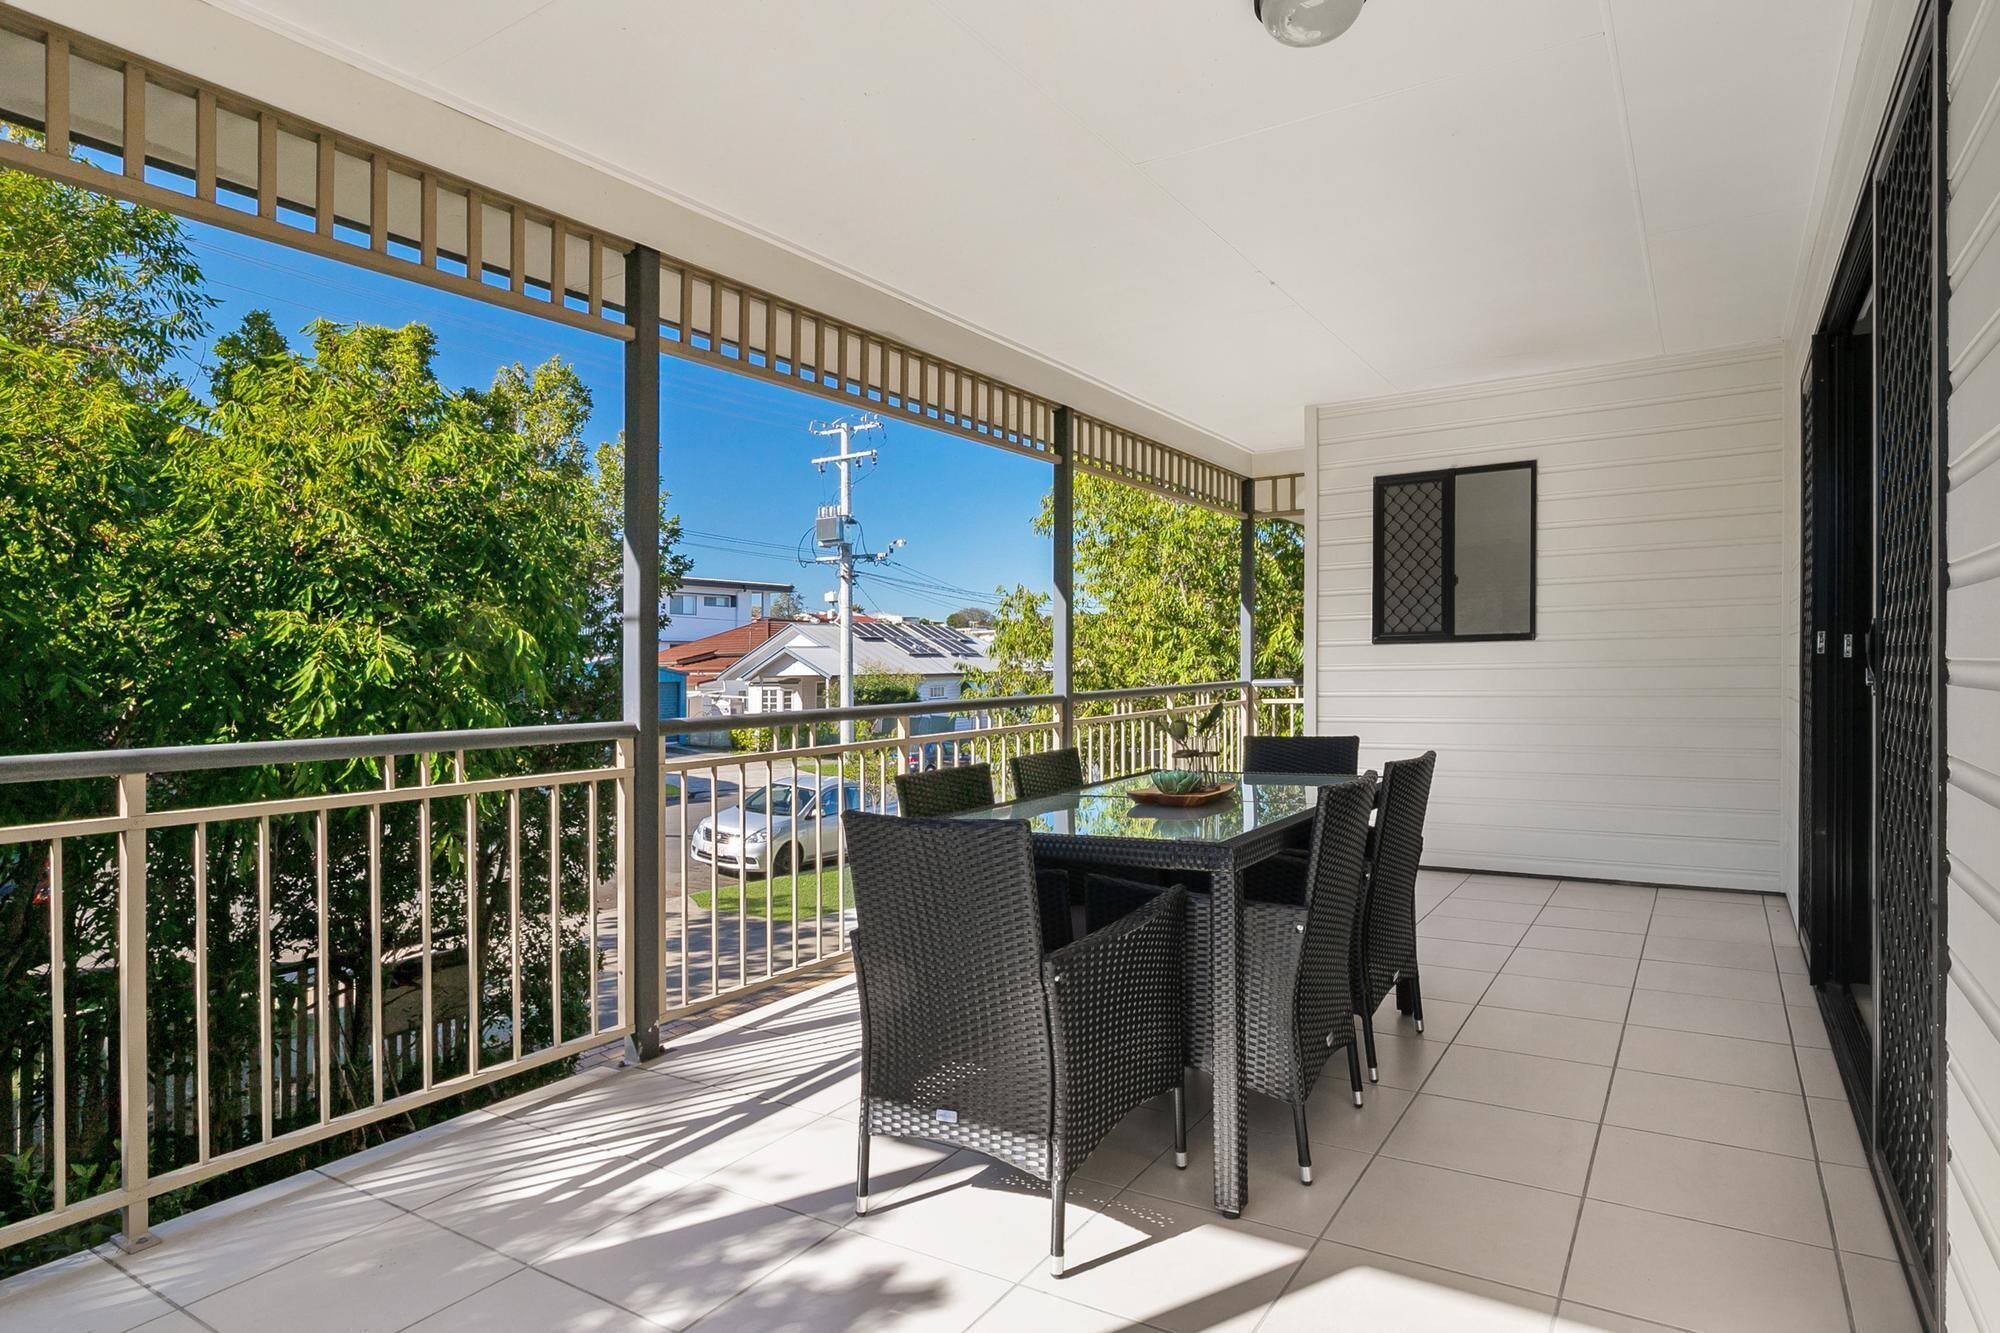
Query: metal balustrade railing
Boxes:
[{"xmin": 0, "ymin": 681, "xmax": 1300, "ymax": 1261}]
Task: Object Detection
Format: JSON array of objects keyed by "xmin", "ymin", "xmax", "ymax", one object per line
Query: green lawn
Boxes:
[{"xmin": 690, "ymin": 863, "xmax": 852, "ymax": 920}]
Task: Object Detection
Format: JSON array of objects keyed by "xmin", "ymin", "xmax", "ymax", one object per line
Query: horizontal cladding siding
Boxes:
[
  {"xmin": 1949, "ymin": 0, "xmax": 2000, "ymax": 1323},
  {"xmin": 1311, "ymin": 347, "xmax": 1787, "ymax": 893}
]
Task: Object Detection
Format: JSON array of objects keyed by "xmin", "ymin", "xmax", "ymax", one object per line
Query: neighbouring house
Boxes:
[
  {"xmin": 695, "ymin": 616, "xmax": 993, "ymax": 726},
  {"xmin": 658, "ymin": 618, "xmax": 801, "ymax": 728},
  {"xmin": 661, "ymin": 576, "xmax": 797, "ymax": 645}
]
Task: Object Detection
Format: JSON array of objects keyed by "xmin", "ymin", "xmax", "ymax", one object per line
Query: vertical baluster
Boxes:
[
  {"xmin": 675, "ymin": 757, "xmax": 689, "ymax": 1010},
  {"xmin": 549, "ymin": 785, "xmax": 562, "ymax": 1045},
  {"xmin": 459, "ymin": 752, "xmax": 477, "ymax": 1076},
  {"xmin": 315, "ymin": 810, "xmax": 330, "ymax": 1126},
  {"xmin": 257, "ymin": 816, "xmax": 273, "ymax": 1143},
  {"xmin": 586, "ymin": 781, "xmax": 599, "ymax": 1034},
  {"xmin": 509, "ymin": 789, "xmax": 522, "ymax": 1062},
  {"xmin": 370, "ymin": 765, "xmax": 388, "ymax": 1109},
  {"xmin": 114, "ymin": 774, "xmax": 151, "ymax": 1247},
  {"xmin": 418, "ymin": 757, "xmax": 434, "ymax": 1090},
  {"xmin": 49, "ymin": 840, "xmax": 66, "ymax": 1210}
]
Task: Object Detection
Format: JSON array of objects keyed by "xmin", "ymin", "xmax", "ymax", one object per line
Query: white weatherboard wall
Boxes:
[
  {"xmin": 1946, "ymin": 1, "xmax": 2000, "ymax": 1326},
  {"xmin": 1308, "ymin": 346, "xmax": 1787, "ymax": 892}
]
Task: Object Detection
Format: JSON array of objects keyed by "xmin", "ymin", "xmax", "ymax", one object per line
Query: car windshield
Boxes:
[{"xmin": 743, "ymin": 786, "xmax": 803, "ymax": 816}]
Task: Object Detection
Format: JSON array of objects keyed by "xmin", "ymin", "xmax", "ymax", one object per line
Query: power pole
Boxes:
[{"xmin": 810, "ymin": 415, "xmax": 901, "ymax": 743}]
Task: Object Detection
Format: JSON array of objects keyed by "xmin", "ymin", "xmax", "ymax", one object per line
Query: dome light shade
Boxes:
[{"xmin": 1254, "ymin": 0, "xmax": 1366, "ymax": 48}]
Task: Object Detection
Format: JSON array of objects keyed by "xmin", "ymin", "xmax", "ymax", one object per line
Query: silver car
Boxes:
[{"xmin": 691, "ymin": 778, "xmax": 866, "ymax": 875}]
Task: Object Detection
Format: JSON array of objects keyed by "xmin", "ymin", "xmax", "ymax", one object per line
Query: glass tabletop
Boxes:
[{"xmin": 951, "ymin": 770, "xmax": 1366, "ymax": 843}]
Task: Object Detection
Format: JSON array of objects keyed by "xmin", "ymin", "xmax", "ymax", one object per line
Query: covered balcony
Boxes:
[{"xmin": 0, "ymin": 1, "xmax": 1988, "ymax": 1331}]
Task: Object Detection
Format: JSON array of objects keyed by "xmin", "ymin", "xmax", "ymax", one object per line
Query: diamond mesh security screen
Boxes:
[
  {"xmin": 1873, "ymin": 50, "xmax": 1940, "ymax": 1282},
  {"xmin": 1798, "ymin": 373, "xmax": 1816, "ymax": 956},
  {"xmin": 1378, "ymin": 479, "xmax": 1447, "ymax": 637}
]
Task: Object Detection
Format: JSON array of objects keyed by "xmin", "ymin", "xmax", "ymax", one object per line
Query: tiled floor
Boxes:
[{"xmin": 1, "ymin": 873, "xmax": 1924, "ymax": 1333}]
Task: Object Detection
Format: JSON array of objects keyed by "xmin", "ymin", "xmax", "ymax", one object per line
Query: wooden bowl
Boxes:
[{"xmin": 1128, "ymin": 782, "xmax": 1235, "ymax": 808}]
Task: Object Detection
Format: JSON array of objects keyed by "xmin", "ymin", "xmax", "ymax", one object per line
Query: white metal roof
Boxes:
[{"xmin": 716, "ymin": 621, "xmax": 993, "ymax": 685}]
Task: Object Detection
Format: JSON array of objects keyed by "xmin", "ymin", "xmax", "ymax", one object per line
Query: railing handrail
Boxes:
[
  {"xmin": 0, "ymin": 720, "xmax": 641, "ymax": 785},
  {"xmin": 662, "ymin": 692, "xmax": 1066, "ymax": 735},
  {"xmin": 1072, "ymin": 677, "xmax": 1298, "ymax": 704}
]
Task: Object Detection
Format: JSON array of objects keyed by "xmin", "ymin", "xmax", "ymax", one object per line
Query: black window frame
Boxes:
[{"xmin": 1372, "ymin": 460, "xmax": 1538, "ymax": 644}]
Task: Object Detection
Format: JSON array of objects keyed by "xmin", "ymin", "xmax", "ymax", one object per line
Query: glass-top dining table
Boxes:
[{"xmin": 951, "ymin": 769, "xmax": 1371, "ymax": 1218}]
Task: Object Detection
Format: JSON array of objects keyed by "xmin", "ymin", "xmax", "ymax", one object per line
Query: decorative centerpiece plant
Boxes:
[{"xmin": 1160, "ymin": 700, "xmax": 1229, "ymax": 789}]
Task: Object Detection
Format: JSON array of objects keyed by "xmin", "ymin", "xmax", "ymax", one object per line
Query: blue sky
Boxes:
[{"xmin": 166, "ymin": 220, "xmax": 1054, "ymax": 619}]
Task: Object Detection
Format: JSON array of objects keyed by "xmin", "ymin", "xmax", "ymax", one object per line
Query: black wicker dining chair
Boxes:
[
  {"xmin": 894, "ymin": 762, "xmax": 999, "ymax": 818},
  {"xmin": 846, "ymin": 813, "xmax": 1188, "ymax": 1278},
  {"xmin": 1243, "ymin": 734, "xmax": 1360, "ymax": 775},
  {"xmin": 891, "ymin": 761, "xmax": 1072, "ymax": 950},
  {"xmin": 1008, "ymin": 748, "xmax": 1085, "ymax": 802},
  {"xmin": 1085, "ymin": 776, "xmax": 1377, "ymax": 1186},
  {"xmin": 1356, "ymin": 751, "xmax": 1438, "ymax": 1082}
]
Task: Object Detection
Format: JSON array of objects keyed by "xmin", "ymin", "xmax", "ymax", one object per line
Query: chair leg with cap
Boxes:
[
  {"xmin": 1292, "ymin": 1096, "xmax": 1313, "ymax": 1184},
  {"xmin": 1410, "ymin": 976, "xmax": 1425, "ymax": 1034},
  {"xmin": 1347, "ymin": 1041, "xmax": 1364, "ymax": 1107},
  {"xmin": 1171, "ymin": 1077, "xmax": 1188, "ymax": 1169},
  {"xmin": 1049, "ymin": 1174, "xmax": 1068, "ymax": 1278},
  {"xmin": 855, "ymin": 1131, "xmax": 871, "ymax": 1215},
  {"xmin": 1362, "ymin": 1012, "xmax": 1379, "ymax": 1082}
]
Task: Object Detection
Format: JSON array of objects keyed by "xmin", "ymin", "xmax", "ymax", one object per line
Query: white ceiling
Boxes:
[{"xmin": 190, "ymin": 0, "xmax": 1854, "ymax": 456}]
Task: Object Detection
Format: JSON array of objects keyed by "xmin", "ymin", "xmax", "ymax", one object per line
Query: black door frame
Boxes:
[{"xmin": 1799, "ymin": 3, "xmax": 1948, "ymax": 1325}]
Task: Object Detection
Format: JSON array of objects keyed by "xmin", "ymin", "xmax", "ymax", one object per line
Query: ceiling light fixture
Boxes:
[{"xmin": 1254, "ymin": 0, "xmax": 1366, "ymax": 48}]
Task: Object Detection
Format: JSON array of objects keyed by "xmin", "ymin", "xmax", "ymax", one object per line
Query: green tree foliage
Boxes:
[
  {"xmin": 967, "ymin": 475, "xmax": 1303, "ymax": 697},
  {"xmin": 0, "ymin": 165, "xmax": 688, "ymax": 1266}
]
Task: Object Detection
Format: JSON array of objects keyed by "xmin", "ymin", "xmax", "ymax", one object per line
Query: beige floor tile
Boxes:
[
  {"xmin": 849, "ymin": 1153, "xmax": 1113, "ymax": 1281},
  {"xmin": 1423, "ymin": 1045, "xmax": 1612, "ymax": 1122},
  {"xmin": 1127, "ymin": 1121, "xmax": 1369, "ymax": 1238},
  {"xmin": 1534, "ymin": 906, "xmax": 1651, "ymax": 935},
  {"xmin": 1654, "ymin": 888, "xmax": 1769, "ymax": 910},
  {"xmin": 1021, "ymin": 1194, "xmax": 1312, "ymax": 1333},
  {"xmin": 1325, "ymin": 1158, "xmax": 1578, "ymax": 1296},
  {"xmin": 109, "ymin": 1170, "xmax": 401, "ymax": 1306},
  {"xmin": 1615, "ymin": 1025, "xmax": 1799, "ymax": 1094},
  {"xmin": 1452, "ymin": 877, "xmax": 1559, "ymax": 905},
  {"xmin": 1554, "ymin": 1302, "xmax": 1687, "ymax": 1332},
  {"xmin": 695, "ymin": 1227, "xmax": 1012, "ymax": 1332},
  {"xmin": 721, "ymin": 1114, "xmax": 968, "ymax": 1224},
  {"xmin": 187, "ymin": 1213, "xmax": 520, "ymax": 1333},
  {"xmin": 1844, "ymin": 1253, "xmax": 1923, "ymax": 1333},
  {"xmin": 1072, "ymin": 1094, "xmax": 1189, "ymax": 1189},
  {"xmin": 1779, "ymin": 971, "xmax": 1817, "ymax": 1005},
  {"xmin": 1649, "ymin": 894, "xmax": 1772, "ymax": 921},
  {"xmin": 1429, "ymin": 897, "xmax": 1545, "ymax": 925},
  {"xmin": 1603, "ymin": 1070, "xmax": 1814, "ymax": 1158},
  {"xmin": 1503, "ymin": 948, "xmax": 1639, "ymax": 988},
  {"xmin": 1480, "ymin": 973, "xmax": 1631, "ymax": 1023},
  {"xmin": 325, "ymin": 1109, "xmax": 574, "ymax": 1211},
  {"xmin": 1381, "ymin": 1095, "xmax": 1596, "ymax": 1194},
  {"xmin": 1562, "ymin": 1200, "xmax": 1846, "ymax": 1333},
  {"xmin": 1626, "ymin": 989, "xmax": 1791, "ymax": 1044},
  {"xmin": 1264, "ymin": 1241, "xmax": 1556, "ymax": 1332},
  {"xmin": 970, "ymin": 1285, "xmax": 1169, "ymax": 1331},
  {"xmin": 1822, "ymin": 1163, "xmax": 1899, "ymax": 1260},
  {"xmin": 1418, "ymin": 937, "xmax": 1517, "ymax": 972},
  {"xmin": 1634, "ymin": 959, "xmax": 1783, "ymax": 1004},
  {"xmin": 1644, "ymin": 912, "xmax": 1773, "ymax": 945},
  {"xmin": 1549, "ymin": 883, "xmax": 1658, "ymax": 912},
  {"xmin": 1518, "ymin": 926, "xmax": 1643, "ymax": 959},
  {"xmin": 1774, "ymin": 944, "xmax": 1808, "ymax": 975},
  {"xmin": 1795, "ymin": 1045, "xmax": 1846, "ymax": 1099},
  {"xmin": 421, "ymin": 1143, "xmax": 698, "ymax": 1262},
  {"xmin": 515, "ymin": 1067, "xmax": 824, "ymax": 1178},
  {"xmin": 1368, "ymin": 1030, "xmax": 1453, "ymax": 1091},
  {"xmin": 1810, "ymin": 1096, "xmax": 1870, "ymax": 1167},
  {"xmin": 0, "ymin": 1250, "xmax": 173, "ymax": 1333},
  {"xmin": 1640, "ymin": 935, "xmax": 1777, "ymax": 972},
  {"xmin": 403, "ymin": 1268, "xmax": 668, "ymax": 1333},
  {"xmin": 1372, "ymin": 996, "xmax": 1471, "ymax": 1043},
  {"xmin": 1287, "ymin": 1082, "xmax": 1416, "ymax": 1154},
  {"xmin": 1789, "ymin": 1003, "xmax": 1833, "ymax": 1048},
  {"xmin": 1407, "ymin": 964, "xmax": 1497, "ymax": 1004},
  {"xmin": 1457, "ymin": 1006, "xmax": 1625, "ymax": 1066},
  {"xmin": 1585, "ymin": 1126, "xmax": 1830, "ymax": 1246},
  {"xmin": 538, "ymin": 1178, "xmax": 837, "ymax": 1325},
  {"xmin": 1420, "ymin": 916, "xmax": 1530, "ymax": 946}
]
